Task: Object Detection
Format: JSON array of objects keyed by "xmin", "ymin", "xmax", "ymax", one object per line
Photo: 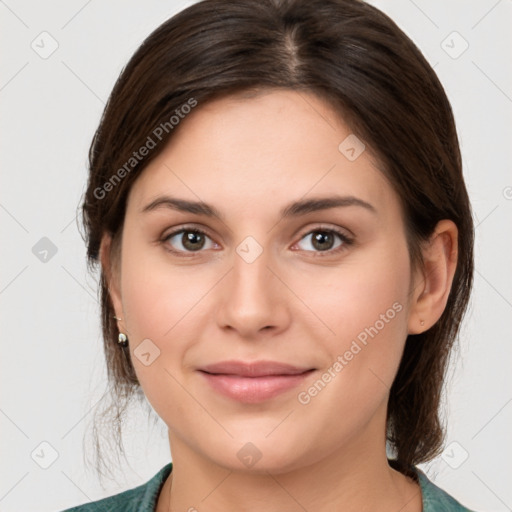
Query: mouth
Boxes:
[{"xmin": 197, "ymin": 360, "xmax": 316, "ymax": 403}]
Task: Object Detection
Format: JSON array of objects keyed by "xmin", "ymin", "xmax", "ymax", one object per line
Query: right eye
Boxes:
[{"xmin": 161, "ymin": 228, "xmax": 218, "ymax": 255}]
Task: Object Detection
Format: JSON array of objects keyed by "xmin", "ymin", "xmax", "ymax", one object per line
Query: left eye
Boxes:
[{"xmin": 295, "ymin": 229, "xmax": 351, "ymax": 253}]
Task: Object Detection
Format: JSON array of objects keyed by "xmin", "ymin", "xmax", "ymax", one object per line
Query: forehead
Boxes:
[{"xmin": 127, "ymin": 89, "xmax": 399, "ymax": 222}]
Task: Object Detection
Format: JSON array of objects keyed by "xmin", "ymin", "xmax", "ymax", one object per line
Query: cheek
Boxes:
[
  {"xmin": 119, "ymin": 231, "xmax": 206, "ymax": 340},
  {"xmin": 117, "ymin": 242, "xmax": 208, "ymax": 415},
  {"xmin": 288, "ymin": 245, "xmax": 411, "ymax": 446},
  {"xmin": 118, "ymin": 236, "xmax": 219, "ymax": 391},
  {"xmin": 303, "ymin": 240, "xmax": 410, "ymax": 339},
  {"xmin": 296, "ymin": 237, "xmax": 412, "ymax": 387}
]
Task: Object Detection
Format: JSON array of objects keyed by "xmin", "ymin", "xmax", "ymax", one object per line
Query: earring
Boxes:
[
  {"xmin": 420, "ymin": 320, "xmax": 425, "ymax": 327},
  {"xmin": 118, "ymin": 332, "xmax": 128, "ymax": 347}
]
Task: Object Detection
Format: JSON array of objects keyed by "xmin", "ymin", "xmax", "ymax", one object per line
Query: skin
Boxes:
[{"xmin": 100, "ymin": 89, "xmax": 458, "ymax": 512}]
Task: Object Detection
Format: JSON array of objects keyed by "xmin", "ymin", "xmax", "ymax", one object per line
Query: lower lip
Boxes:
[{"xmin": 198, "ymin": 370, "xmax": 314, "ymax": 403}]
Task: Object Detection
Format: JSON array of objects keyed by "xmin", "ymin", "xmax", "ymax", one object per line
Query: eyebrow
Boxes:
[{"xmin": 141, "ymin": 194, "xmax": 377, "ymax": 219}]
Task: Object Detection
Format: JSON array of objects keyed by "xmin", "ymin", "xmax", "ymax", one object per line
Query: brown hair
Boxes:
[{"xmin": 81, "ymin": 0, "xmax": 474, "ymax": 482}]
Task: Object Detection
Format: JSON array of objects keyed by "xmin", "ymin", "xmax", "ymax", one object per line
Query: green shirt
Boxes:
[{"xmin": 60, "ymin": 462, "xmax": 477, "ymax": 511}]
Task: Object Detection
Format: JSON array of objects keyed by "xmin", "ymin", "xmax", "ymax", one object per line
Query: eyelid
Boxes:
[
  {"xmin": 295, "ymin": 222, "xmax": 354, "ymax": 241},
  {"xmin": 161, "ymin": 223, "xmax": 214, "ymax": 240}
]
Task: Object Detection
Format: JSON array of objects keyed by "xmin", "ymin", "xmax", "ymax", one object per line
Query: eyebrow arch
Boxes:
[
  {"xmin": 281, "ymin": 195, "xmax": 376, "ymax": 217},
  {"xmin": 140, "ymin": 194, "xmax": 377, "ymax": 220}
]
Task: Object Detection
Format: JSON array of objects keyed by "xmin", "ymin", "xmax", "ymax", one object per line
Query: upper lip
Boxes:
[{"xmin": 198, "ymin": 360, "xmax": 315, "ymax": 377}]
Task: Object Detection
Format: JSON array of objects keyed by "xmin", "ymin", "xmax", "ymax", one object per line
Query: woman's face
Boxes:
[{"xmin": 107, "ymin": 89, "xmax": 419, "ymax": 472}]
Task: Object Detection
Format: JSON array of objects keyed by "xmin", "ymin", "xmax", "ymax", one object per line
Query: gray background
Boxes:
[{"xmin": 1, "ymin": 1, "xmax": 511, "ymax": 510}]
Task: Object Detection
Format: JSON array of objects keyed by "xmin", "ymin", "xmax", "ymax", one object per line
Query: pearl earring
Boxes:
[{"xmin": 118, "ymin": 333, "xmax": 128, "ymax": 347}]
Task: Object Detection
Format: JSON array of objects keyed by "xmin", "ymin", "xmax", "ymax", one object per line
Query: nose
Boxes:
[{"xmin": 216, "ymin": 245, "xmax": 290, "ymax": 339}]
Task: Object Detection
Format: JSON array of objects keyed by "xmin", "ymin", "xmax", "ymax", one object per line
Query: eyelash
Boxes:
[{"xmin": 160, "ymin": 225, "xmax": 354, "ymax": 258}]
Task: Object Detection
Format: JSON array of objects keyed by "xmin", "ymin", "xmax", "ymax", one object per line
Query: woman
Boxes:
[{"xmin": 61, "ymin": 0, "xmax": 476, "ymax": 510}]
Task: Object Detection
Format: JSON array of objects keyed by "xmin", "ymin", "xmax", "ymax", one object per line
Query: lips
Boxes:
[
  {"xmin": 198, "ymin": 360, "xmax": 314, "ymax": 377},
  {"xmin": 197, "ymin": 360, "xmax": 315, "ymax": 403}
]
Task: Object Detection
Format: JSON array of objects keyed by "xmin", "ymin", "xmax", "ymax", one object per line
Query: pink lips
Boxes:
[{"xmin": 198, "ymin": 360, "xmax": 315, "ymax": 403}]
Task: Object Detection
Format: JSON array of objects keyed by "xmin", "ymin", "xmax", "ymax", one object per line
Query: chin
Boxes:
[{"xmin": 203, "ymin": 432, "xmax": 311, "ymax": 475}]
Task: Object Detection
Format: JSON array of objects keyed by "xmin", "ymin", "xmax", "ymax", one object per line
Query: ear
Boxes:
[
  {"xmin": 408, "ymin": 219, "xmax": 458, "ymax": 334},
  {"xmin": 99, "ymin": 233, "xmax": 126, "ymax": 334}
]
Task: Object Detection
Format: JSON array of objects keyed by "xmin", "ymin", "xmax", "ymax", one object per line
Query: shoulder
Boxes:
[
  {"xmin": 58, "ymin": 462, "xmax": 173, "ymax": 512},
  {"xmin": 415, "ymin": 467, "xmax": 478, "ymax": 512}
]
